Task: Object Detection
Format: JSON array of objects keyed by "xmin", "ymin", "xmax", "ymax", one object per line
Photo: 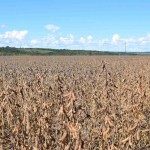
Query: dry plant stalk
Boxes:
[{"xmin": 0, "ymin": 56, "xmax": 149, "ymax": 149}]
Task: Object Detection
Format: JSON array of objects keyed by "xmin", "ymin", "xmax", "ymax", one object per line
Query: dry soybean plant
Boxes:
[{"xmin": 0, "ymin": 56, "xmax": 149, "ymax": 150}]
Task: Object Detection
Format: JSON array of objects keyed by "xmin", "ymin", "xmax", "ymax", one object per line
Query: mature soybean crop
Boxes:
[{"xmin": 0, "ymin": 56, "xmax": 149, "ymax": 149}]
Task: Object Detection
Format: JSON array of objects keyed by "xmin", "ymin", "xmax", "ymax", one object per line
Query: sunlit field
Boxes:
[{"xmin": 0, "ymin": 56, "xmax": 149, "ymax": 149}]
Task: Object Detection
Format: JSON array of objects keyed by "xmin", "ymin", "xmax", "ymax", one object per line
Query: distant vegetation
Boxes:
[{"xmin": 0, "ymin": 46, "xmax": 144, "ymax": 56}]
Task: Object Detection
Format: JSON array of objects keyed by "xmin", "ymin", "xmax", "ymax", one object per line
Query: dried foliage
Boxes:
[{"xmin": 0, "ymin": 56, "xmax": 149, "ymax": 150}]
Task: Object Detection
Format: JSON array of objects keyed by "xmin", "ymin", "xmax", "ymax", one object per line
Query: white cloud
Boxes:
[
  {"xmin": 0, "ymin": 30, "xmax": 28, "ymax": 40},
  {"xmin": 39, "ymin": 35, "xmax": 59, "ymax": 47},
  {"xmin": 99, "ymin": 38, "xmax": 109, "ymax": 45},
  {"xmin": 59, "ymin": 34, "xmax": 74, "ymax": 45},
  {"xmin": 112, "ymin": 34, "xmax": 120, "ymax": 44},
  {"xmin": 137, "ymin": 34, "xmax": 150, "ymax": 45},
  {"xmin": 30, "ymin": 39, "xmax": 39, "ymax": 45},
  {"xmin": 79, "ymin": 37, "xmax": 85, "ymax": 44},
  {"xmin": 87, "ymin": 35, "xmax": 93, "ymax": 43},
  {"xmin": 124, "ymin": 38, "xmax": 135, "ymax": 43},
  {"xmin": 45, "ymin": 24, "xmax": 60, "ymax": 32},
  {"xmin": 1, "ymin": 29, "xmax": 150, "ymax": 52},
  {"xmin": 147, "ymin": 34, "xmax": 150, "ymax": 39}
]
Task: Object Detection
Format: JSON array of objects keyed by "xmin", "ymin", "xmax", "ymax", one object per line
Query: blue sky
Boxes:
[{"xmin": 0, "ymin": 0, "xmax": 150, "ymax": 51}]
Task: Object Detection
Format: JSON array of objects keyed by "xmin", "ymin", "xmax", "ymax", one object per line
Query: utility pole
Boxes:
[{"xmin": 125, "ymin": 41, "xmax": 127, "ymax": 55}]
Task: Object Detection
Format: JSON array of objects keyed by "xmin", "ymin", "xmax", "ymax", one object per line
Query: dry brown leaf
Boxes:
[{"xmin": 59, "ymin": 130, "xmax": 67, "ymax": 143}]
